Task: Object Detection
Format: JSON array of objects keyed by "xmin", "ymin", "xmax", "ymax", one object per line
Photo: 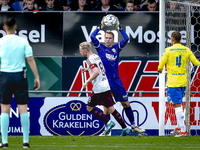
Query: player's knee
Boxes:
[
  {"xmin": 174, "ymin": 103, "xmax": 181, "ymax": 108},
  {"xmin": 104, "ymin": 111, "xmax": 109, "ymax": 115},
  {"xmin": 87, "ymin": 106, "xmax": 93, "ymax": 112},
  {"xmin": 107, "ymin": 106, "xmax": 115, "ymax": 114},
  {"xmin": 121, "ymin": 101, "xmax": 130, "ymax": 108},
  {"xmin": 103, "ymin": 107, "xmax": 109, "ymax": 115}
]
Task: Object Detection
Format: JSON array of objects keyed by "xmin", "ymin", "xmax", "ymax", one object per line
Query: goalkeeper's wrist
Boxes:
[
  {"xmin": 97, "ymin": 24, "xmax": 101, "ymax": 30},
  {"xmin": 118, "ymin": 25, "xmax": 122, "ymax": 30}
]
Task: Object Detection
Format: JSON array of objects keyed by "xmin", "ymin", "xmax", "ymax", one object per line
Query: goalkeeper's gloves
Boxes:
[
  {"xmin": 114, "ymin": 16, "xmax": 122, "ymax": 30},
  {"xmin": 98, "ymin": 16, "xmax": 106, "ymax": 30}
]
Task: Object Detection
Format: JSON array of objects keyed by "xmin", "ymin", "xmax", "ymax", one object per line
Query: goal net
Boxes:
[{"xmin": 164, "ymin": 0, "xmax": 200, "ymax": 136}]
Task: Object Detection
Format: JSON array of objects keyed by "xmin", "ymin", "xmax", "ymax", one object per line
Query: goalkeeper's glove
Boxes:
[
  {"xmin": 114, "ymin": 16, "xmax": 122, "ymax": 30},
  {"xmin": 98, "ymin": 16, "xmax": 106, "ymax": 30}
]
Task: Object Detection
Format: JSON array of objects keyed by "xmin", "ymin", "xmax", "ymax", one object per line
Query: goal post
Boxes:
[
  {"xmin": 159, "ymin": 0, "xmax": 165, "ymax": 136},
  {"xmin": 185, "ymin": 3, "xmax": 191, "ymax": 135}
]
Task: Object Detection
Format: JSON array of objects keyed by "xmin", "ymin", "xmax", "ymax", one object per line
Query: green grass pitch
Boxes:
[{"xmin": 5, "ymin": 135, "xmax": 200, "ymax": 149}]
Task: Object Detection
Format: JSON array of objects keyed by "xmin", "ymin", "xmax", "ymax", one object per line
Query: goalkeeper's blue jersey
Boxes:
[{"xmin": 90, "ymin": 28, "xmax": 129, "ymax": 79}]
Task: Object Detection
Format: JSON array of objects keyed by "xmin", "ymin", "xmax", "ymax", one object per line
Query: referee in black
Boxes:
[{"xmin": 0, "ymin": 18, "xmax": 40, "ymax": 148}]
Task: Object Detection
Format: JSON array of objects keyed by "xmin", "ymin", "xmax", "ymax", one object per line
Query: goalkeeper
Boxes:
[
  {"xmin": 158, "ymin": 31, "xmax": 199, "ymax": 137},
  {"xmin": 90, "ymin": 16, "xmax": 145, "ymax": 135}
]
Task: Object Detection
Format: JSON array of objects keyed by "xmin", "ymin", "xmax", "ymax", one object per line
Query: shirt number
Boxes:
[
  {"xmin": 99, "ymin": 62, "xmax": 106, "ymax": 76},
  {"xmin": 176, "ymin": 55, "xmax": 181, "ymax": 67}
]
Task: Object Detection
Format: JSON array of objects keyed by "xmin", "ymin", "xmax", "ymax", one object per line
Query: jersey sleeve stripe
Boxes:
[
  {"xmin": 118, "ymin": 43, "xmax": 122, "ymax": 49},
  {"xmin": 89, "ymin": 64, "xmax": 97, "ymax": 69},
  {"xmin": 86, "ymin": 59, "xmax": 91, "ymax": 65},
  {"xmin": 94, "ymin": 43, "xmax": 100, "ymax": 48}
]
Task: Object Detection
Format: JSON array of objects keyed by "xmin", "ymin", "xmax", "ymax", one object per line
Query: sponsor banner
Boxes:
[
  {"xmin": 39, "ymin": 97, "xmax": 200, "ymax": 136},
  {"xmin": 62, "ymin": 12, "xmax": 198, "ymax": 57},
  {"xmin": 111, "ymin": 97, "xmax": 200, "ymax": 131},
  {"xmin": 0, "ymin": 97, "xmax": 44, "ymax": 135},
  {"xmin": 0, "ymin": 12, "xmax": 198, "ymax": 56},
  {"xmin": 63, "ymin": 57, "xmax": 200, "ymax": 97},
  {"xmin": 0, "ymin": 97, "xmax": 199, "ymax": 136},
  {"xmin": 39, "ymin": 97, "xmax": 199, "ymax": 136},
  {"xmin": 39, "ymin": 97, "xmax": 105, "ymax": 136},
  {"xmin": 0, "ymin": 12, "xmax": 63, "ymax": 56},
  {"xmin": 63, "ymin": 12, "xmax": 159, "ymax": 57}
]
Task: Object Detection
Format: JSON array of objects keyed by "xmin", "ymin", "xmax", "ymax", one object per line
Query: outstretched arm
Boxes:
[
  {"xmin": 114, "ymin": 16, "xmax": 129, "ymax": 50},
  {"xmin": 90, "ymin": 27, "xmax": 100, "ymax": 48},
  {"xmin": 119, "ymin": 29, "xmax": 129, "ymax": 50},
  {"xmin": 90, "ymin": 16, "xmax": 107, "ymax": 48}
]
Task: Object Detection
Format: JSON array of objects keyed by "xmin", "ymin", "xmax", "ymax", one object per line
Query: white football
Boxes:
[{"xmin": 103, "ymin": 14, "xmax": 117, "ymax": 27}]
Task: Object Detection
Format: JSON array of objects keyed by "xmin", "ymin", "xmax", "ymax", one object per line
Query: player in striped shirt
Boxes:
[{"xmin": 158, "ymin": 31, "xmax": 199, "ymax": 137}]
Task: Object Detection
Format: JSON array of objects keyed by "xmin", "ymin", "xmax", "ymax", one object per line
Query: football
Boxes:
[{"xmin": 103, "ymin": 14, "xmax": 117, "ymax": 27}]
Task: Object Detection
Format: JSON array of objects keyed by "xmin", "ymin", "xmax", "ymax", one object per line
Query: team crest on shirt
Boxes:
[{"xmin": 112, "ymin": 48, "xmax": 116, "ymax": 53}]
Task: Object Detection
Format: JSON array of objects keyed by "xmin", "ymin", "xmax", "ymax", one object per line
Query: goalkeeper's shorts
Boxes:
[
  {"xmin": 167, "ymin": 87, "xmax": 186, "ymax": 104},
  {"xmin": 108, "ymin": 76, "xmax": 128, "ymax": 103}
]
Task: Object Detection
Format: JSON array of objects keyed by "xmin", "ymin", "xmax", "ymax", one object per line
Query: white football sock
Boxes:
[{"xmin": 175, "ymin": 107, "xmax": 186, "ymax": 132}]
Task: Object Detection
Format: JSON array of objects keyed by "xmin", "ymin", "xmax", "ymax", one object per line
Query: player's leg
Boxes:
[
  {"xmin": 121, "ymin": 100, "xmax": 135, "ymax": 126},
  {"xmin": 174, "ymin": 103, "xmax": 187, "ymax": 136},
  {"xmin": 87, "ymin": 105, "xmax": 109, "ymax": 124},
  {"xmin": 99, "ymin": 106, "xmax": 110, "ymax": 136},
  {"xmin": 0, "ymin": 104, "xmax": 10, "ymax": 148},
  {"xmin": 109, "ymin": 77, "xmax": 135, "ymax": 125},
  {"xmin": 167, "ymin": 87, "xmax": 188, "ymax": 137},
  {"xmin": 18, "ymin": 104, "xmax": 30, "ymax": 148},
  {"xmin": 86, "ymin": 92, "xmax": 113, "ymax": 133},
  {"xmin": 105, "ymin": 92, "xmax": 127, "ymax": 130},
  {"xmin": 107, "ymin": 106, "xmax": 130, "ymax": 136},
  {"xmin": 175, "ymin": 87, "xmax": 188, "ymax": 137},
  {"xmin": 87, "ymin": 105, "xmax": 114, "ymax": 135},
  {"xmin": 103, "ymin": 106, "xmax": 111, "ymax": 120},
  {"xmin": 14, "ymin": 71, "xmax": 30, "ymax": 148},
  {"xmin": 0, "ymin": 72, "xmax": 14, "ymax": 148},
  {"xmin": 109, "ymin": 77, "xmax": 145, "ymax": 133},
  {"xmin": 174, "ymin": 96, "xmax": 188, "ymax": 137},
  {"xmin": 120, "ymin": 100, "xmax": 145, "ymax": 133},
  {"xmin": 102, "ymin": 90, "xmax": 130, "ymax": 136}
]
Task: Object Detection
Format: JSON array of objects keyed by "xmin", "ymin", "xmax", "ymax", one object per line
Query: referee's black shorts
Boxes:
[{"xmin": 0, "ymin": 71, "xmax": 30, "ymax": 104}]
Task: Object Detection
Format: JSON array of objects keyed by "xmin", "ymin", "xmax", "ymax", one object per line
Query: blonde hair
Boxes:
[
  {"xmin": 79, "ymin": 42, "xmax": 92, "ymax": 51},
  {"xmin": 26, "ymin": 0, "xmax": 34, "ymax": 4}
]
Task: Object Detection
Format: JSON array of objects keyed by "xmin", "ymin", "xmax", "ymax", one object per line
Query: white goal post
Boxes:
[{"xmin": 159, "ymin": 0, "xmax": 165, "ymax": 136}]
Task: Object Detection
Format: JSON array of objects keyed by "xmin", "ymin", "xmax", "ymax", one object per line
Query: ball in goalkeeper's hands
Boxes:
[{"xmin": 103, "ymin": 14, "xmax": 117, "ymax": 27}]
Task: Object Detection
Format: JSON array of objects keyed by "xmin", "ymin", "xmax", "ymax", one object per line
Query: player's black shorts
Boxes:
[
  {"xmin": 0, "ymin": 71, "xmax": 29, "ymax": 104},
  {"xmin": 87, "ymin": 90, "xmax": 115, "ymax": 108}
]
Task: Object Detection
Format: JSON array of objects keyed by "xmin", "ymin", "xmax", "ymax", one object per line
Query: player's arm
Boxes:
[
  {"xmin": 114, "ymin": 16, "xmax": 129, "ymax": 50},
  {"xmin": 119, "ymin": 29, "xmax": 129, "ymax": 50},
  {"xmin": 83, "ymin": 66, "xmax": 99, "ymax": 89},
  {"xmin": 27, "ymin": 56, "xmax": 40, "ymax": 91},
  {"xmin": 90, "ymin": 16, "xmax": 107, "ymax": 48},
  {"xmin": 189, "ymin": 52, "xmax": 200, "ymax": 66},
  {"xmin": 157, "ymin": 50, "xmax": 168, "ymax": 73},
  {"xmin": 25, "ymin": 41, "xmax": 40, "ymax": 90},
  {"xmin": 81, "ymin": 68, "xmax": 88, "ymax": 73},
  {"xmin": 90, "ymin": 28, "xmax": 100, "ymax": 48}
]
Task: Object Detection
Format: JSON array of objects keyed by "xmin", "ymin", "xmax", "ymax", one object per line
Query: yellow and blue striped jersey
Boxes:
[{"xmin": 158, "ymin": 43, "xmax": 199, "ymax": 87}]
